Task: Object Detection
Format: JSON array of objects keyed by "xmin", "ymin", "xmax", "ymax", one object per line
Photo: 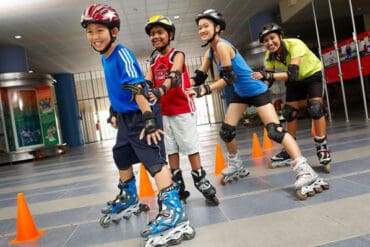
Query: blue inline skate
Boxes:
[
  {"xmin": 141, "ymin": 184, "xmax": 195, "ymax": 247},
  {"xmin": 100, "ymin": 177, "xmax": 149, "ymax": 228}
]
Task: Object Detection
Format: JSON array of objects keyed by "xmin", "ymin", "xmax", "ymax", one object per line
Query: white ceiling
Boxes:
[{"xmin": 0, "ymin": 0, "xmax": 368, "ymax": 74}]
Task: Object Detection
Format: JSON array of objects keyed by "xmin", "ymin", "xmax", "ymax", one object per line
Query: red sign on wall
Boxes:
[{"xmin": 322, "ymin": 30, "xmax": 370, "ymax": 84}]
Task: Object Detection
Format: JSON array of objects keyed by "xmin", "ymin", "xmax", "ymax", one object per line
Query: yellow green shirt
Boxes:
[{"xmin": 264, "ymin": 38, "xmax": 322, "ymax": 81}]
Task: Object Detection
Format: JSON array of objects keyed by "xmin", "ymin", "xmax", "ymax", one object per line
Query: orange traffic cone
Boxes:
[
  {"xmin": 214, "ymin": 143, "xmax": 226, "ymax": 175},
  {"xmin": 263, "ymin": 128, "xmax": 273, "ymax": 149},
  {"xmin": 251, "ymin": 132, "xmax": 264, "ymax": 158},
  {"xmin": 9, "ymin": 193, "xmax": 46, "ymax": 245},
  {"xmin": 138, "ymin": 163, "xmax": 156, "ymax": 198}
]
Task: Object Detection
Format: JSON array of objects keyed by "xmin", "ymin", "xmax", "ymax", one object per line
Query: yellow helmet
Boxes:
[{"xmin": 145, "ymin": 15, "xmax": 176, "ymax": 40}]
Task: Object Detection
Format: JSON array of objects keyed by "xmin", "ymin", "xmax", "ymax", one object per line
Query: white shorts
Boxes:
[{"xmin": 163, "ymin": 113, "xmax": 200, "ymax": 155}]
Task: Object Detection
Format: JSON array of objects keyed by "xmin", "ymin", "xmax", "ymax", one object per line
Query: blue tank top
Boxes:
[{"xmin": 210, "ymin": 39, "xmax": 267, "ymax": 97}]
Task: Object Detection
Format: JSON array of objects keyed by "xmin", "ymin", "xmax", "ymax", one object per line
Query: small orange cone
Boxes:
[
  {"xmin": 214, "ymin": 143, "xmax": 226, "ymax": 175},
  {"xmin": 263, "ymin": 128, "xmax": 273, "ymax": 149},
  {"xmin": 138, "ymin": 164, "xmax": 156, "ymax": 198},
  {"xmin": 251, "ymin": 132, "xmax": 264, "ymax": 158},
  {"xmin": 9, "ymin": 193, "xmax": 46, "ymax": 245}
]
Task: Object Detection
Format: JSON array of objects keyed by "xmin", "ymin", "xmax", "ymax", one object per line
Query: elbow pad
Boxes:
[
  {"xmin": 192, "ymin": 69, "xmax": 208, "ymax": 86},
  {"xmin": 287, "ymin": 64, "xmax": 299, "ymax": 83},
  {"xmin": 166, "ymin": 70, "xmax": 181, "ymax": 88},
  {"xmin": 220, "ymin": 66, "xmax": 236, "ymax": 85}
]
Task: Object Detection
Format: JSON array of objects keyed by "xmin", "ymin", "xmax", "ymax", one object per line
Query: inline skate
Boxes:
[
  {"xmin": 191, "ymin": 167, "xmax": 219, "ymax": 205},
  {"xmin": 292, "ymin": 157, "xmax": 330, "ymax": 200},
  {"xmin": 100, "ymin": 177, "xmax": 149, "ymax": 228},
  {"xmin": 314, "ymin": 136, "xmax": 332, "ymax": 173},
  {"xmin": 141, "ymin": 184, "xmax": 195, "ymax": 247},
  {"xmin": 269, "ymin": 149, "xmax": 292, "ymax": 168},
  {"xmin": 171, "ymin": 169, "xmax": 190, "ymax": 204},
  {"xmin": 221, "ymin": 152, "xmax": 250, "ymax": 185}
]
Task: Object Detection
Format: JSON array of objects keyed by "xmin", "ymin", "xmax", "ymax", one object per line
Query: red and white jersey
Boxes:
[{"xmin": 150, "ymin": 48, "xmax": 196, "ymax": 116}]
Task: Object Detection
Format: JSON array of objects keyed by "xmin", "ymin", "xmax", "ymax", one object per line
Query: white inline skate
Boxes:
[
  {"xmin": 315, "ymin": 136, "xmax": 332, "ymax": 173},
  {"xmin": 100, "ymin": 177, "xmax": 149, "ymax": 228},
  {"xmin": 141, "ymin": 184, "xmax": 195, "ymax": 247},
  {"xmin": 269, "ymin": 149, "xmax": 293, "ymax": 168},
  {"xmin": 292, "ymin": 157, "xmax": 330, "ymax": 200},
  {"xmin": 221, "ymin": 152, "xmax": 250, "ymax": 185}
]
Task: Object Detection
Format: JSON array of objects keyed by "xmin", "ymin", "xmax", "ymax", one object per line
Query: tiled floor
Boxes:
[{"xmin": 1, "ymin": 119, "xmax": 370, "ymax": 247}]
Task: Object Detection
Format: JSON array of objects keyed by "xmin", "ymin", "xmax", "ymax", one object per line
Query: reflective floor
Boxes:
[{"xmin": 1, "ymin": 119, "xmax": 370, "ymax": 247}]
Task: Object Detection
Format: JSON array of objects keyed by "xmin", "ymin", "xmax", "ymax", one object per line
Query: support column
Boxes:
[{"xmin": 53, "ymin": 73, "xmax": 84, "ymax": 147}]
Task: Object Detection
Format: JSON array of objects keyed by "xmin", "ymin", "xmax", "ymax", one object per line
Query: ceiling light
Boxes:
[
  {"xmin": 28, "ymin": 70, "xmax": 34, "ymax": 73},
  {"xmin": 174, "ymin": 16, "xmax": 180, "ymax": 20},
  {"xmin": 14, "ymin": 35, "xmax": 22, "ymax": 39}
]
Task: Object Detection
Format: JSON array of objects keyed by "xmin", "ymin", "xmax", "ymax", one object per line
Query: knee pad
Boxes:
[
  {"xmin": 307, "ymin": 100, "xmax": 325, "ymax": 120},
  {"xmin": 282, "ymin": 104, "xmax": 299, "ymax": 122},
  {"xmin": 146, "ymin": 163, "xmax": 165, "ymax": 177},
  {"xmin": 219, "ymin": 122, "xmax": 236, "ymax": 143},
  {"xmin": 266, "ymin": 122, "xmax": 286, "ymax": 144}
]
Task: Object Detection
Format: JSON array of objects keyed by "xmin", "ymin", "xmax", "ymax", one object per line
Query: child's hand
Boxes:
[
  {"xmin": 148, "ymin": 92, "xmax": 158, "ymax": 105},
  {"xmin": 110, "ymin": 116, "xmax": 118, "ymax": 129},
  {"xmin": 251, "ymin": 71, "xmax": 263, "ymax": 80},
  {"xmin": 139, "ymin": 128, "xmax": 165, "ymax": 145}
]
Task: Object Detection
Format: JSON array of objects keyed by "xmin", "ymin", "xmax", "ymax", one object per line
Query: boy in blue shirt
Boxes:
[{"xmin": 81, "ymin": 4, "xmax": 195, "ymax": 246}]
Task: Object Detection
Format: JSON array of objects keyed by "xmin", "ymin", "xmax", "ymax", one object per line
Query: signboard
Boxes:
[
  {"xmin": 322, "ymin": 30, "xmax": 370, "ymax": 84},
  {"xmin": 36, "ymin": 86, "xmax": 60, "ymax": 146}
]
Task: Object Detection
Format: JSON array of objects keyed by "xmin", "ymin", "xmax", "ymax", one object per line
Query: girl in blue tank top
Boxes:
[{"xmin": 187, "ymin": 9, "xmax": 324, "ymax": 198}]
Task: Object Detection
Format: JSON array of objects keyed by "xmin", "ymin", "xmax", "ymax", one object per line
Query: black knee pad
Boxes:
[
  {"xmin": 307, "ymin": 100, "xmax": 325, "ymax": 120},
  {"xmin": 282, "ymin": 104, "xmax": 299, "ymax": 122},
  {"xmin": 266, "ymin": 122, "xmax": 286, "ymax": 144},
  {"xmin": 146, "ymin": 163, "xmax": 165, "ymax": 177},
  {"xmin": 219, "ymin": 122, "xmax": 236, "ymax": 143}
]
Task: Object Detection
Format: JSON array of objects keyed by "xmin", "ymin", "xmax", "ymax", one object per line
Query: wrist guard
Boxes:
[
  {"xmin": 142, "ymin": 111, "xmax": 157, "ymax": 134},
  {"xmin": 192, "ymin": 69, "xmax": 208, "ymax": 86},
  {"xmin": 260, "ymin": 70, "xmax": 275, "ymax": 88},
  {"xmin": 193, "ymin": 84, "xmax": 212, "ymax": 98},
  {"xmin": 165, "ymin": 70, "xmax": 181, "ymax": 88}
]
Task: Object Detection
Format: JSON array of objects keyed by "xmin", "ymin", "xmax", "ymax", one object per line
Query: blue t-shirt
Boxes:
[
  {"xmin": 102, "ymin": 44, "xmax": 145, "ymax": 113},
  {"xmin": 211, "ymin": 39, "xmax": 267, "ymax": 97}
]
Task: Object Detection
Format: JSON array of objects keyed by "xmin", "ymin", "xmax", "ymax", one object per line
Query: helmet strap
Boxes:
[
  {"xmin": 91, "ymin": 29, "xmax": 116, "ymax": 54},
  {"xmin": 201, "ymin": 26, "xmax": 218, "ymax": 47}
]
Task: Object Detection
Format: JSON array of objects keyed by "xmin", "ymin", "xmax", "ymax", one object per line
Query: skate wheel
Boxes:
[
  {"xmin": 295, "ymin": 190, "xmax": 308, "ymax": 201},
  {"xmin": 140, "ymin": 203, "xmax": 150, "ymax": 212},
  {"xmin": 123, "ymin": 214, "xmax": 131, "ymax": 220},
  {"xmin": 322, "ymin": 183, "xmax": 330, "ymax": 190},
  {"xmin": 99, "ymin": 215, "xmax": 111, "ymax": 228},
  {"xmin": 112, "ymin": 218, "xmax": 121, "ymax": 224},
  {"xmin": 268, "ymin": 162, "xmax": 276, "ymax": 169},
  {"xmin": 207, "ymin": 196, "xmax": 219, "ymax": 206},
  {"xmin": 233, "ymin": 176, "xmax": 239, "ymax": 181},
  {"xmin": 307, "ymin": 190, "xmax": 316, "ymax": 197},
  {"xmin": 314, "ymin": 186, "xmax": 323, "ymax": 193},
  {"xmin": 168, "ymin": 236, "xmax": 183, "ymax": 245},
  {"xmin": 183, "ymin": 226, "xmax": 196, "ymax": 240},
  {"xmin": 323, "ymin": 165, "xmax": 331, "ymax": 173}
]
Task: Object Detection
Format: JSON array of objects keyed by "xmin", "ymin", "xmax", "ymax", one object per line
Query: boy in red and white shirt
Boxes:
[{"xmin": 145, "ymin": 15, "xmax": 219, "ymax": 205}]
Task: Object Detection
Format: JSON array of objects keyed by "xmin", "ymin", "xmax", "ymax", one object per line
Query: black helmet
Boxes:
[
  {"xmin": 195, "ymin": 9, "xmax": 226, "ymax": 31},
  {"xmin": 258, "ymin": 23, "xmax": 282, "ymax": 43},
  {"xmin": 145, "ymin": 15, "xmax": 176, "ymax": 40}
]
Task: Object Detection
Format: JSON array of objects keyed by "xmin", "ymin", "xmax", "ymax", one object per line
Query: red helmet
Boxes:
[{"xmin": 81, "ymin": 4, "xmax": 120, "ymax": 30}]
